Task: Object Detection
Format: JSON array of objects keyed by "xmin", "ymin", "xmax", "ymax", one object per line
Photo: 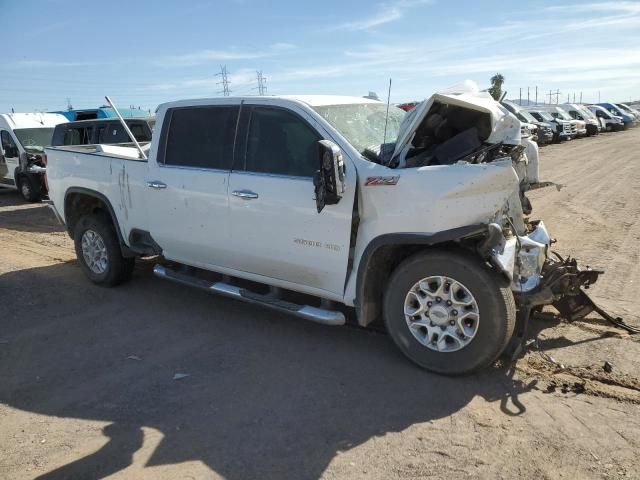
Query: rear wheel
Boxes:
[
  {"xmin": 383, "ymin": 249, "xmax": 516, "ymax": 375},
  {"xmin": 18, "ymin": 175, "xmax": 42, "ymax": 203},
  {"xmin": 73, "ymin": 213, "xmax": 135, "ymax": 287}
]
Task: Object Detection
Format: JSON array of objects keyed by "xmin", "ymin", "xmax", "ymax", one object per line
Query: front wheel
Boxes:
[
  {"xmin": 383, "ymin": 249, "xmax": 516, "ymax": 375},
  {"xmin": 18, "ymin": 175, "xmax": 42, "ymax": 203}
]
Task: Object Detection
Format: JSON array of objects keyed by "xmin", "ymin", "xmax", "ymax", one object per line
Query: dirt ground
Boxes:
[{"xmin": 1, "ymin": 129, "xmax": 640, "ymax": 480}]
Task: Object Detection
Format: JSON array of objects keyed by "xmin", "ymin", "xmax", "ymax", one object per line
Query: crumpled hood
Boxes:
[{"xmin": 392, "ymin": 80, "xmax": 521, "ymax": 161}]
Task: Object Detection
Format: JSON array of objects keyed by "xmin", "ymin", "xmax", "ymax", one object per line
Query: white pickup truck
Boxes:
[{"xmin": 46, "ymin": 85, "xmax": 601, "ymax": 374}]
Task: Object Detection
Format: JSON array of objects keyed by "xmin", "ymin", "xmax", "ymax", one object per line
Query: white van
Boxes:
[{"xmin": 0, "ymin": 113, "xmax": 68, "ymax": 201}]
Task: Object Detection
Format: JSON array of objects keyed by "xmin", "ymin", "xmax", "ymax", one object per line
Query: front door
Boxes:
[
  {"xmin": 228, "ymin": 104, "xmax": 354, "ymax": 296},
  {"xmin": 0, "ymin": 130, "xmax": 19, "ymax": 182},
  {"xmin": 145, "ymin": 103, "xmax": 239, "ymax": 269}
]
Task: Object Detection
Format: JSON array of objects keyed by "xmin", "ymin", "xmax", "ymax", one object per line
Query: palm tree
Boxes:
[{"xmin": 489, "ymin": 73, "xmax": 505, "ymax": 101}]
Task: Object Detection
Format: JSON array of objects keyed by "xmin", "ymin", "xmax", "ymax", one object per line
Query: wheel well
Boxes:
[
  {"xmin": 356, "ymin": 227, "xmax": 491, "ymax": 328},
  {"xmin": 64, "ymin": 192, "xmax": 115, "ymax": 239}
]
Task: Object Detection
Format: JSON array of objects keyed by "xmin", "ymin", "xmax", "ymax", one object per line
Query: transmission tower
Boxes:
[
  {"xmin": 256, "ymin": 70, "xmax": 267, "ymax": 95},
  {"xmin": 216, "ymin": 65, "xmax": 231, "ymax": 96}
]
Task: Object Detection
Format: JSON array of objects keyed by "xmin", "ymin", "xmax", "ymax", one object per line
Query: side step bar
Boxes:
[{"xmin": 153, "ymin": 264, "xmax": 346, "ymax": 326}]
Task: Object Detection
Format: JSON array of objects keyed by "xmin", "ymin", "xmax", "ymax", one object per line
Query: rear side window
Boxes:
[
  {"xmin": 242, "ymin": 107, "xmax": 320, "ymax": 177},
  {"xmin": 128, "ymin": 122, "xmax": 151, "ymax": 142},
  {"xmin": 163, "ymin": 106, "xmax": 238, "ymax": 169}
]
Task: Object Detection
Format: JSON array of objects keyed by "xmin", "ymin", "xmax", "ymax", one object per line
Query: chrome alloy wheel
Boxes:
[
  {"xmin": 20, "ymin": 180, "xmax": 31, "ymax": 199},
  {"xmin": 81, "ymin": 229, "xmax": 109, "ymax": 275},
  {"xmin": 403, "ymin": 275, "xmax": 480, "ymax": 352}
]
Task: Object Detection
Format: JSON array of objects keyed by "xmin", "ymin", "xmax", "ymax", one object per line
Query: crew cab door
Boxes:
[
  {"xmin": 144, "ymin": 103, "xmax": 239, "ymax": 268},
  {"xmin": 227, "ymin": 102, "xmax": 355, "ymax": 297}
]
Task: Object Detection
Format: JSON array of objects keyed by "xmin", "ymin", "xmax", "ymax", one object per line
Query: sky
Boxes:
[{"xmin": 1, "ymin": 0, "xmax": 639, "ymax": 112}]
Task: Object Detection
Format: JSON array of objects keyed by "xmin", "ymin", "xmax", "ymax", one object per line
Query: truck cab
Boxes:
[
  {"xmin": 560, "ymin": 103, "xmax": 600, "ymax": 136},
  {"xmin": 527, "ymin": 109, "xmax": 572, "ymax": 142},
  {"xmin": 597, "ymin": 103, "xmax": 635, "ymax": 128},
  {"xmin": 587, "ymin": 105, "xmax": 624, "ymax": 131},
  {"xmin": 0, "ymin": 112, "xmax": 68, "ymax": 202}
]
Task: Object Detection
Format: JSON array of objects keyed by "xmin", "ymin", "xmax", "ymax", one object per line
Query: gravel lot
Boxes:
[{"xmin": 1, "ymin": 129, "xmax": 639, "ymax": 479}]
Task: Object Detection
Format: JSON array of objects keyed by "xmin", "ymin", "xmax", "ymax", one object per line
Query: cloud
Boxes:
[
  {"xmin": 11, "ymin": 60, "xmax": 98, "ymax": 69},
  {"xmin": 155, "ymin": 43, "xmax": 297, "ymax": 67},
  {"xmin": 546, "ymin": 1, "xmax": 640, "ymax": 14},
  {"xmin": 335, "ymin": 0, "xmax": 434, "ymax": 31}
]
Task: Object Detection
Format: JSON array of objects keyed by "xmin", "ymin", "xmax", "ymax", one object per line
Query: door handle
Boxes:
[
  {"xmin": 231, "ymin": 189, "xmax": 259, "ymax": 199},
  {"xmin": 146, "ymin": 180, "xmax": 167, "ymax": 189}
]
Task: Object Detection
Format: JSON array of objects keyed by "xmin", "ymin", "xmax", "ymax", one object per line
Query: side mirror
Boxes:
[{"xmin": 313, "ymin": 140, "xmax": 345, "ymax": 213}]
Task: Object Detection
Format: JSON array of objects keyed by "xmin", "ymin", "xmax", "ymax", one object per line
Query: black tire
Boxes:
[
  {"xmin": 18, "ymin": 175, "xmax": 42, "ymax": 203},
  {"xmin": 73, "ymin": 213, "xmax": 135, "ymax": 287},
  {"xmin": 383, "ymin": 249, "xmax": 516, "ymax": 375}
]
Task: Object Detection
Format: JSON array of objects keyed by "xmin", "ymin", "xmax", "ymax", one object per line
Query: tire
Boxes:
[
  {"xmin": 383, "ymin": 249, "xmax": 516, "ymax": 375},
  {"xmin": 18, "ymin": 175, "xmax": 42, "ymax": 203},
  {"xmin": 73, "ymin": 213, "xmax": 135, "ymax": 287}
]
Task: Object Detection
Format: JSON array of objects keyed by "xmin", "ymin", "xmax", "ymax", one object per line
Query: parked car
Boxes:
[
  {"xmin": 597, "ymin": 103, "xmax": 635, "ymax": 129},
  {"xmin": 501, "ymin": 100, "xmax": 554, "ymax": 144},
  {"xmin": 0, "ymin": 112, "xmax": 68, "ymax": 202},
  {"xmin": 615, "ymin": 103, "xmax": 640, "ymax": 122},
  {"xmin": 527, "ymin": 109, "xmax": 573, "ymax": 142},
  {"xmin": 46, "ymin": 87, "xmax": 598, "ymax": 375},
  {"xmin": 587, "ymin": 105, "xmax": 624, "ymax": 131},
  {"xmin": 51, "ymin": 117, "xmax": 155, "ymax": 147},
  {"xmin": 55, "ymin": 106, "xmax": 151, "ymax": 122},
  {"xmin": 542, "ymin": 106, "xmax": 586, "ymax": 137},
  {"xmin": 560, "ymin": 104, "xmax": 600, "ymax": 136}
]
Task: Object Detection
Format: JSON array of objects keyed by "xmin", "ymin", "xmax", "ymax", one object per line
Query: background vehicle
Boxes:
[
  {"xmin": 615, "ymin": 103, "xmax": 640, "ymax": 122},
  {"xmin": 587, "ymin": 105, "xmax": 624, "ymax": 131},
  {"xmin": 51, "ymin": 117, "xmax": 155, "ymax": 147},
  {"xmin": 0, "ymin": 112, "xmax": 68, "ymax": 202},
  {"xmin": 46, "ymin": 89, "xmax": 594, "ymax": 375},
  {"xmin": 597, "ymin": 103, "xmax": 635, "ymax": 129},
  {"xmin": 560, "ymin": 103, "xmax": 600, "ymax": 136},
  {"xmin": 542, "ymin": 106, "xmax": 585, "ymax": 137},
  {"xmin": 55, "ymin": 106, "xmax": 151, "ymax": 122},
  {"xmin": 501, "ymin": 100, "xmax": 554, "ymax": 144},
  {"xmin": 527, "ymin": 109, "xmax": 572, "ymax": 142}
]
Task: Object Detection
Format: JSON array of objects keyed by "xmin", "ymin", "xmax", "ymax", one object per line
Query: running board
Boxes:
[{"xmin": 153, "ymin": 264, "xmax": 346, "ymax": 326}]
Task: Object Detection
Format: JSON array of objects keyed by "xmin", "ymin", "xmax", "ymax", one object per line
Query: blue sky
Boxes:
[{"xmin": 2, "ymin": 0, "xmax": 639, "ymax": 112}]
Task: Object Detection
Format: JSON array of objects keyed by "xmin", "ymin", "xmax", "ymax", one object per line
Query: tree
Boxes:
[{"xmin": 488, "ymin": 73, "xmax": 505, "ymax": 101}]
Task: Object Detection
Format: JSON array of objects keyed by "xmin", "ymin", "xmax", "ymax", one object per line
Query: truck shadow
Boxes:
[
  {"xmin": 1, "ymin": 260, "xmax": 534, "ymax": 480},
  {"xmin": 0, "ymin": 190, "xmax": 65, "ymax": 234}
]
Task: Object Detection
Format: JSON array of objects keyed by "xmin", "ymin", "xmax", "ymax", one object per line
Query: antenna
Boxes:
[
  {"xmin": 104, "ymin": 96, "xmax": 147, "ymax": 160},
  {"xmin": 382, "ymin": 78, "xmax": 392, "ymax": 148},
  {"xmin": 216, "ymin": 65, "xmax": 231, "ymax": 96}
]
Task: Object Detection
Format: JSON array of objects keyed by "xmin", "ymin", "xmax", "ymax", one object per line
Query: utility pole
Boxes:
[
  {"xmin": 256, "ymin": 70, "xmax": 267, "ymax": 96},
  {"xmin": 535, "ymin": 86, "xmax": 538, "ymax": 104},
  {"xmin": 216, "ymin": 65, "xmax": 231, "ymax": 96},
  {"xmin": 527, "ymin": 86, "xmax": 530, "ymax": 105},
  {"xmin": 598, "ymin": 90, "xmax": 601, "ymax": 103},
  {"xmin": 580, "ymin": 92, "xmax": 582, "ymax": 103},
  {"xmin": 519, "ymin": 88, "xmax": 522, "ymax": 105},
  {"xmin": 66, "ymin": 98, "xmax": 73, "ymax": 111}
]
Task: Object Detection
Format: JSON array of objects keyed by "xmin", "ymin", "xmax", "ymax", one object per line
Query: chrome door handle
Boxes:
[
  {"xmin": 146, "ymin": 180, "xmax": 167, "ymax": 189},
  {"xmin": 231, "ymin": 189, "xmax": 259, "ymax": 199}
]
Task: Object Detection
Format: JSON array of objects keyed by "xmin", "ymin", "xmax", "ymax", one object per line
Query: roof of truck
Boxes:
[
  {"xmin": 0, "ymin": 112, "xmax": 68, "ymax": 129},
  {"xmin": 158, "ymin": 95, "xmax": 384, "ymax": 111}
]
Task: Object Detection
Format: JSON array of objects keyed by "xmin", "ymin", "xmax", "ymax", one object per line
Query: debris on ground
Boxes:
[{"xmin": 172, "ymin": 373, "xmax": 190, "ymax": 380}]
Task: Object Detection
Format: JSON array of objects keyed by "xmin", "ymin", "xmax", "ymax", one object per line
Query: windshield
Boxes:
[
  {"xmin": 537, "ymin": 111, "xmax": 555, "ymax": 121},
  {"xmin": 13, "ymin": 128, "xmax": 55, "ymax": 152},
  {"xmin": 517, "ymin": 110, "xmax": 537, "ymax": 123},
  {"xmin": 552, "ymin": 109, "xmax": 572, "ymax": 120},
  {"xmin": 312, "ymin": 103, "xmax": 406, "ymax": 154}
]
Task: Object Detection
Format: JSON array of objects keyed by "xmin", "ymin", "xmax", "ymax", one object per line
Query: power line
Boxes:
[{"xmin": 216, "ymin": 65, "xmax": 231, "ymax": 96}]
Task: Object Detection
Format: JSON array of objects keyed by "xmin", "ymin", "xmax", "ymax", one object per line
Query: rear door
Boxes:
[
  {"xmin": 227, "ymin": 102, "xmax": 354, "ymax": 296},
  {"xmin": 144, "ymin": 102, "xmax": 239, "ymax": 269}
]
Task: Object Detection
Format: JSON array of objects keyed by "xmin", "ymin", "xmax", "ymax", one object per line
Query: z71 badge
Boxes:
[{"xmin": 364, "ymin": 176, "xmax": 399, "ymax": 186}]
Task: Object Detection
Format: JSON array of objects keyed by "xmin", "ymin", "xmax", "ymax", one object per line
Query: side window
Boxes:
[
  {"xmin": 243, "ymin": 107, "xmax": 320, "ymax": 177},
  {"xmin": 163, "ymin": 106, "xmax": 238, "ymax": 169},
  {"xmin": 63, "ymin": 127, "xmax": 92, "ymax": 145},
  {"xmin": 1, "ymin": 131, "xmax": 18, "ymax": 157},
  {"xmin": 103, "ymin": 124, "xmax": 131, "ymax": 143}
]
